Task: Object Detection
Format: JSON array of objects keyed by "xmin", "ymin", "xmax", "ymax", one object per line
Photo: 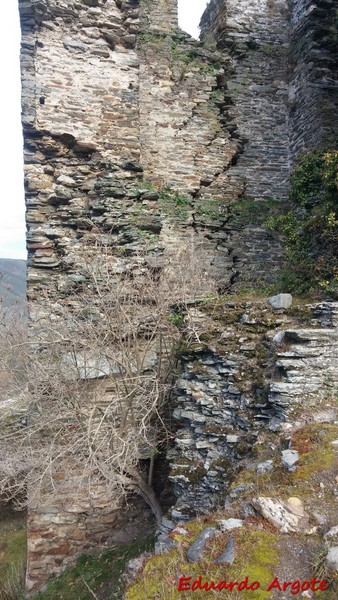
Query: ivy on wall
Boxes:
[{"xmin": 267, "ymin": 149, "xmax": 338, "ymax": 295}]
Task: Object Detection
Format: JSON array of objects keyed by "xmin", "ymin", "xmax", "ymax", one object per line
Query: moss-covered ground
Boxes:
[
  {"xmin": 126, "ymin": 421, "xmax": 338, "ymax": 600},
  {"xmin": 125, "ymin": 519, "xmax": 278, "ymax": 600}
]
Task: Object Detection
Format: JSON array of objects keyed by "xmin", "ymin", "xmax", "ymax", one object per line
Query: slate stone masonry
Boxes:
[{"xmin": 19, "ymin": 0, "xmax": 338, "ymax": 593}]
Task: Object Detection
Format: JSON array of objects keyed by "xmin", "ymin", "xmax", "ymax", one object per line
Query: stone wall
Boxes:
[
  {"xmin": 19, "ymin": 0, "xmax": 246, "ymax": 592},
  {"xmin": 19, "ymin": 0, "xmax": 338, "ymax": 593},
  {"xmin": 200, "ymin": 0, "xmax": 291, "ymax": 201},
  {"xmin": 27, "ymin": 487, "xmax": 152, "ymax": 594},
  {"xmin": 167, "ymin": 301, "xmax": 338, "ymax": 518},
  {"xmin": 288, "ymin": 0, "xmax": 338, "ymax": 158}
]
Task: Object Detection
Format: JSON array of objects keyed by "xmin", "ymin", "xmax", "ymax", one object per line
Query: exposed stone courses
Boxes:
[
  {"xmin": 288, "ymin": 0, "xmax": 338, "ymax": 158},
  {"xmin": 200, "ymin": 0, "xmax": 291, "ymax": 201}
]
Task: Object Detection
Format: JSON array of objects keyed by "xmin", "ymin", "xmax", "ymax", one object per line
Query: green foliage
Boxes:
[
  {"xmin": 267, "ymin": 149, "xmax": 338, "ymax": 295},
  {"xmin": 289, "ymin": 150, "xmax": 330, "ymax": 206},
  {"xmin": 169, "ymin": 41, "xmax": 221, "ymax": 80},
  {"xmin": 138, "ymin": 32, "xmax": 163, "ymax": 45},
  {"xmin": 167, "ymin": 311, "xmax": 184, "ymax": 327},
  {"xmin": 202, "ymin": 32, "xmax": 217, "ymax": 51},
  {"xmin": 195, "ymin": 198, "xmax": 220, "ymax": 220},
  {"xmin": 209, "ymin": 89, "xmax": 224, "ymax": 103},
  {"xmin": 230, "ymin": 197, "xmax": 281, "ymax": 227},
  {"xmin": 31, "ymin": 537, "xmax": 154, "ymax": 600},
  {"xmin": 132, "ymin": 180, "xmax": 156, "ymax": 195},
  {"xmin": 158, "ymin": 186, "xmax": 191, "ymax": 222}
]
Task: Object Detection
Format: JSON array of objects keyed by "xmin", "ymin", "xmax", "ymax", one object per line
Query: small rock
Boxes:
[
  {"xmin": 123, "ymin": 160, "xmax": 143, "ymax": 172},
  {"xmin": 287, "ymin": 497, "xmax": 305, "ymax": 517},
  {"xmin": 312, "ymin": 410, "xmax": 337, "ymax": 424},
  {"xmin": 142, "ymin": 191, "xmax": 159, "ymax": 201},
  {"xmin": 171, "ymin": 527, "xmax": 188, "ymax": 536},
  {"xmin": 268, "ymin": 418, "xmax": 283, "ymax": 432},
  {"xmin": 242, "ymin": 503, "xmax": 257, "ymax": 519},
  {"xmin": 331, "ymin": 440, "xmax": 338, "ymax": 446},
  {"xmin": 311, "ymin": 512, "xmax": 327, "ymax": 526},
  {"xmin": 63, "ymin": 38, "xmax": 87, "ymax": 52},
  {"xmin": 56, "ymin": 174, "xmax": 77, "ymax": 187},
  {"xmin": 171, "ymin": 509, "xmax": 189, "ymax": 520},
  {"xmin": 217, "ymin": 518, "xmax": 243, "ymax": 532},
  {"xmin": 154, "ymin": 537, "xmax": 174, "ymax": 555},
  {"xmin": 103, "ymin": 32, "xmax": 119, "ymax": 49},
  {"xmin": 239, "ymin": 314, "xmax": 249, "ymax": 323},
  {"xmin": 214, "ymin": 536, "xmax": 235, "ymax": 565},
  {"xmin": 326, "ymin": 546, "xmax": 338, "ymax": 572},
  {"xmin": 256, "ymin": 460, "xmax": 273, "ymax": 474},
  {"xmin": 226, "ymin": 435, "xmax": 239, "ymax": 443},
  {"xmin": 228, "ymin": 483, "xmax": 255, "ymax": 500},
  {"xmin": 272, "ymin": 331, "xmax": 285, "ymax": 343},
  {"xmin": 268, "ymin": 293, "xmax": 293, "ymax": 309},
  {"xmin": 281, "ymin": 449, "xmax": 299, "ymax": 470},
  {"xmin": 160, "ymin": 517, "xmax": 175, "ymax": 531},
  {"xmin": 187, "ymin": 528, "xmax": 217, "ymax": 563},
  {"xmin": 125, "ymin": 553, "xmax": 149, "ymax": 583},
  {"xmin": 324, "ymin": 525, "xmax": 338, "ymax": 542},
  {"xmin": 122, "ymin": 34, "xmax": 137, "ymax": 47}
]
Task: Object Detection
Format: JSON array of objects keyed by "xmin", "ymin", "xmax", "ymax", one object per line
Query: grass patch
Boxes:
[
  {"xmin": 31, "ymin": 537, "xmax": 155, "ymax": 600},
  {"xmin": 291, "ymin": 424, "xmax": 338, "ymax": 483},
  {"xmin": 0, "ymin": 508, "xmax": 27, "ymax": 600},
  {"xmin": 229, "ymin": 423, "xmax": 338, "ymax": 502}
]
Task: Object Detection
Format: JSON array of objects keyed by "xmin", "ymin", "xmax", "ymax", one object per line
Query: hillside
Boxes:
[{"xmin": 0, "ymin": 259, "xmax": 26, "ymax": 307}]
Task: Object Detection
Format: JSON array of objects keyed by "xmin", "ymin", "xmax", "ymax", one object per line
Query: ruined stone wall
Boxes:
[
  {"xmin": 19, "ymin": 0, "xmax": 337, "ymax": 593},
  {"xmin": 167, "ymin": 301, "xmax": 338, "ymax": 520},
  {"xmin": 142, "ymin": 0, "xmax": 178, "ymax": 33},
  {"xmin": 200, "ymin": 0, "xmax": 291, "ymax": 201},
  {"xmin": 20, "ymin": 0, "xmax": 142, "ymax": 305},
  {"xmin": 19, "ymin": 0, "xmax": 246, "ymax": 592},
  {"xmin": 20, "ymin": 1, "xmax": 150, "ymax": 592},
  {"xmin": 288, "ymin": 0, "xmax": 338, "ymax": 158}
]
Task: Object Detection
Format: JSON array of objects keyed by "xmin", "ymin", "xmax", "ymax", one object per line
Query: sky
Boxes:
[{"xmin": 0, "ymin": 0, "xmax": 209, "ymax": 260}]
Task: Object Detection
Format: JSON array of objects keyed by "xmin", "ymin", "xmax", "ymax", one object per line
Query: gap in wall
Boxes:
[{"xmin": 178, "ymin": 0, "xmax": 209, "ymax": 39}]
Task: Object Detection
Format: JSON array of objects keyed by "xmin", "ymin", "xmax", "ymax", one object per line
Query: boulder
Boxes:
[
  {"xmin": 217, "ymin": 518, "xmax": 243, "ymax": 532},
  {"xmin": 214, "ymin": 536, "xmax": 235, "ymax": 565},
  {"xmin": 326, "ymin": 547, "xmax": 338, "ymax": 572},
  {"xmin": 268, "ymin": 293, "xmax": 293, "ymax": 309},
  {"xmin": 281, "ymin": 449, "xmax": 299, "ymax": 470},
  {"xmin": 252, "ymin": 497, "xmax": 317, "ymax": 534}
]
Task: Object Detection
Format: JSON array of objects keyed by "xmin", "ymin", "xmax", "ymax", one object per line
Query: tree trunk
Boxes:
[{"xmin": 128, "ymin": 467, "xmax": 163, "ymax": 526}]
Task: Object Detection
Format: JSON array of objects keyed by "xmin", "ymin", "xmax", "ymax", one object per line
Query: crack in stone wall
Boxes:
[{"xmin": 200, "ymin": 0, "xmax": 291, "ymax": 202}]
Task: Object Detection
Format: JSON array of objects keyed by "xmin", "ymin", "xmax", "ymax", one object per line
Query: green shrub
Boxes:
[{"xmin": 267, "ymin": 149, "xmax": 338, "ymax": 295}]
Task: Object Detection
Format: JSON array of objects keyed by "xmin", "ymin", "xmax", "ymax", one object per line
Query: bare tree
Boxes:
[{"xmin": 0, "ymin": 245, "xmax": 217, "ymax": 524}]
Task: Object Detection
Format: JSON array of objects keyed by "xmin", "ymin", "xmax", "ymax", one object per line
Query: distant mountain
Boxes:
[{"xmin": 0, "ymin": 259, "xmax": 26, "ymax": 307}]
